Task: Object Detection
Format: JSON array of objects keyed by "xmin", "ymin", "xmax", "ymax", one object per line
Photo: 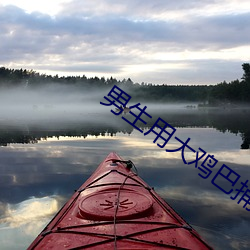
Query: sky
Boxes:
[{"xmin": 0, "ymin": 0, "xmax": 250, "ymax": 85}]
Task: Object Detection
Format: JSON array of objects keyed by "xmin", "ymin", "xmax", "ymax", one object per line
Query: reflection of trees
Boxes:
[
  {"xmin": 0, "ymin": 109, "xmax": 250, "ymax": 149},
  {"xmin": 241, "ymin": 138, "xmax": 250, "ymax": 149},
  {"xmin": 149, "ymin": 109, "xmax": 250, "ymax": 150},
  {"xmin": 0, "ymin": 120, "xmax": 134, "ymax": 146},
  {"xmin": 0, "ymin": 131, "xmax": 38, "ymax": 146}
]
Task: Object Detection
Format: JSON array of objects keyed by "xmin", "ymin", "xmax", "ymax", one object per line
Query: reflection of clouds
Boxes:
[
  {"xmin": 114, "ymin": 129, "xmax": 197, "ymax": 162},
  {"xmin": 1, "ymin": 130, "xmax": 249, "ymax": 195},
  {"xmin": 119, "ymin": 136, "xmax": 154, "ymax": 149},
  {"xmin": 0, "ymin": 202, "xmax": 7, "ymax": 218},
  {"xmin": 214, "ymin": 150, "xmax": 250, "ymax": 166},
  {"xmin": 157, "ymin": 185, "xmax": 241, "ymax": 212},
  {"xmin": 118, "ymin": 131, "xmax": 194, "ymax": 160},
  {"xmin": 0, "ymin": 129, "xmax": 250, "ymax": 250},
  {"xmin": 194, "ymin": 224, "xmax": 250, "ymax": 250},
  {"xmin": 0, "ymin": 196, "xmax": 59, "ymax": 230},
  {"xmin": 118, "ymin": 128, "xmax": 250, "ymax": 169},
  {"xmin": 4, "ymin": 126, "xmax": 246, "ymax": 168},
  {"xmin": 115, "ymin": 128, "xmax": 247, "ymax": 165},
  {"xmin": 167, "ymin": 127, "xmax": 243, "ymax": 152},
  {"xmin": 0, "ymin": 196, "xmax": 61, "ymax": 250},
  {"xmin": 156, "ymin": 185, "xmax": 250, "ymax": 250}
]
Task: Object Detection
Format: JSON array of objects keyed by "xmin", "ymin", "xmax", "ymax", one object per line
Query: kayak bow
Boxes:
[{"xmin": 28, "ymin": 152, "xmax": 213, "ymax": 249}]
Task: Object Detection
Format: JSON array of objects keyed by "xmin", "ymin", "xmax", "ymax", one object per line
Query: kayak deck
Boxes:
[{"xmin": 28, "ymin": 152, "xmax": 213, "ymax": 249}]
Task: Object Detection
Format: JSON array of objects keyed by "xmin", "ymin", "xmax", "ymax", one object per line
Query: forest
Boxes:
[{"xmin": 0, "ymin": 63, "xmax": 250, "ymax": 105}]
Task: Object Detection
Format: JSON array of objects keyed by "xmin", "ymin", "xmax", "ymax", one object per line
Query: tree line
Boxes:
[
  {"xmin": 208, "ymin": 63, "xmax": 250, "ymax": 105},
  {"xmin": 0, "ymin": 63, "xmax": 249, "ymax": 104}
]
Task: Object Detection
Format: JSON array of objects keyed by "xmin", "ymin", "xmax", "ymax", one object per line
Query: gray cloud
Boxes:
[
  {"xmin": 5, "ymin": 5, "xmax": 248, "ymax": 47},
  {"xmin": 59, "ymin": 0, "xmax": 216, "ymax": 18},
  {"xmin": 0, "ymin": 1, "xmax": 249, "ymax": 84}
]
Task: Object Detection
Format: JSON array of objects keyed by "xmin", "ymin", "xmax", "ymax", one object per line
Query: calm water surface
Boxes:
[{"xmin": 0, "ymin": 106, "xmax": 250, "ymax": 249}]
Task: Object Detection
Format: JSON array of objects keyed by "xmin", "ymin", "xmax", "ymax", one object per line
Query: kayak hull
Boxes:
[{"xmin": 28, "ymin": 152, "xmax": 213, "ymax": 249}]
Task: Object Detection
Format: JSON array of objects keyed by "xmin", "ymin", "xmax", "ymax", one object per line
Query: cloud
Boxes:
[
  {"xmin": 58, "ymin": 0, "xmax": 244, "ymax": 19},
  {"xmin": 0, "ymin": 196, "xmax": 59, "ymax": 229},
  {"xmin": 0, "ymin": 1, "xmax": 250, "ymax": 84},
  {"xmin": 0, "ymin": 196, "xmax": 61, "ymax": 249}
]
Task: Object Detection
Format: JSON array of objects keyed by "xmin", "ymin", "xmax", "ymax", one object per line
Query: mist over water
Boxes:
[
  {"xmin": 0, "ymin": 85, "xmax": 105, "ymax": 122},
  {"xmin": 0, "ymin": 84, "xmax": 199, "ymax": 129},
  {"xmin": 0, "ymin": 84, "xmax": 250, "ymax": 149}
]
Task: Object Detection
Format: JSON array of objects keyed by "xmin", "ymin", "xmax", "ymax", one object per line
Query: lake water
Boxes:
[{"xmin": 0, "ymin": 103, "xmax": 250, "ymax": 249}]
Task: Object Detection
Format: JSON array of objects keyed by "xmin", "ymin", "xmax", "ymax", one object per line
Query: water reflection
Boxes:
[
  {"xmin": 0, "ymin": 196, "xmax": 61, "ymax": 250},
  {"xmin": 0, "ymin": 109, "xmax": 250, "ymax": 249},
  {"xmin": 0, "ymin": 108, "xmax": 250, "ymax": 149}
]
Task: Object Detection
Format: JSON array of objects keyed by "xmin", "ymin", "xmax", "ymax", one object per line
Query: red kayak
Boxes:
[{"xmin": 28, "ymin": 152, "xmax": 213, "ymax": 249}]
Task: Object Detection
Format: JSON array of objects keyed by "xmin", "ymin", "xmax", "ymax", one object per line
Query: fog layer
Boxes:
[{"xmin": 0, "ymin": 85, "xmax": 107, "ymax": 123}]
